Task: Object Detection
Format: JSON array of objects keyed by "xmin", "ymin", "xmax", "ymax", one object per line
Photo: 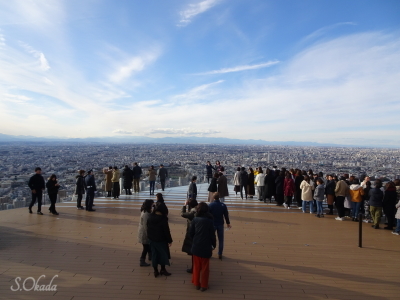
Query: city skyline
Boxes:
[{"xmin": 1, "ymin": 1, "xmax": 400, "ymax": 146}]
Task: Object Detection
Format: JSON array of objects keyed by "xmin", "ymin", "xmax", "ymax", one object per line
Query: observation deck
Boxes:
[{"xmin": 1, "ymin": 184, "xmax": 399, "ymax": 300}]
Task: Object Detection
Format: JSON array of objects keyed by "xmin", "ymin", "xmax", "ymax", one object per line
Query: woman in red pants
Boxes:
[{"xmin": 189, "ymin": 202, "xmax": 216, "ymax": 292}]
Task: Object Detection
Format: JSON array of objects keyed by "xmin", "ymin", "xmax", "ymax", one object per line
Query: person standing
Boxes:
[
  {"xmin": 274, "ymin": 170, "xmax": 284, "ymax": 206},
  {"xmin": 158, "ymin": 164, "xmax": 168, "ymax": 191},
  {"xmin": 215, "ymin": 161, "xmax": 224, "ymax": 173},
  {"xmin": 181, "ymin": 198, "xmax": 199, "ymax": 273},
  {"xmin": 314, "ymin": 178, "xmax": 325, "ymax": 217},
  {"xmin": 85, "ymin": 169, "xmax": 96, "ymax": 211},
  {"xmin": 122, "ymin": 165, "xmax": 133, "ymax": 195},
  {"xmin": 147, "ymin": 202, "xmax": 173, "ymax": 277},
  {"xmin": 239, "ymin": 167, "xmax": 248, "ymax": 199},
  {"xmin": 138, "ymin": 199, "xmax": 154, "ymax": 267},
  {"xmin": 325, "ymin": 175, "xmax": 336, "ymax": 215},
  {"xmin": 363, "ymin": 181, "xmax": 373, "ymax": 223},
  {"xmin": 300, "ymin": 175, "xmax": 315, "ymax": 213},
  {"xmin": 209, "ymin": 193, "xmax": 231, "ymax": 260},
  {"xmin": 207, "ymin": 173, "xmax": 218, "ymax": 202},
  {"xmin": 383, "ymin": 181, "xmax": 398, "ymax": 230},
  {"xmin": 156, "ymin": 193, "xmax": 169, "ymax": 215},
  {"xmin": 148, "ymin": 165, "xmax": 157, "ymax": 195},
  {"xmin": 205, "ymin": 161, "xmax": 215, "ymax": 184},
  {"xmin": 132, "ymin": 162, "xmax": 142, "ymax": 193},
  {"xmin": 294, "ymin": 170, "xmax": 304, "ymax": 209},
  {"xmin": 111, "ymin": 166, "xmax": 120, "ymax": 199},
  {"xmin": 188, "ymin": 176, "xmax": 198, "ymax": 201},
  {"xmin": 102, "ymin": 166, "xmax": 113, "ymax": 197},
  {"xmin": 217, "ymin": 173, "xmax": 229, "ymax": 202},
  {"xmin": 247, "ymin": 168, "xmax": 255, "ymax": 199},
  {"xmin": 255, "ymin": 168, "xmax": 265, "ymax": 201},
  {"xmin": 75, "ymin": 170, "xmax": 86, "ymax": 210},
  {"xmin": 46, "ymin": 174, "xmax": 60, "ymax": 215},
  {"xmin": 369, "ymin": 179, "xmax": 384, "ymax": 229},
  {"xmin": 334, "ymin": 176, "xmax": 349, "ymax": 221},
  {"xmin": 233, "ymin": 167, "xmax": 241, "ymax": 195},
  {"xmin": 283, "ymin": 171, "xmax": 295, "ymax": 209},
  {"xmin": 190, "ymin": 202, "xmax": 216, "ymax": 292},
  {"xmin": 349, "ymin": 179, "xmax": 364, "ymax": 221},
  {"xmin": 28, "ymin": 167, "xmax": 45, "ymax": 215}
]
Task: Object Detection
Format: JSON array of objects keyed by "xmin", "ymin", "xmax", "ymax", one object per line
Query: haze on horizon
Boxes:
[{"xmin": 0, "ymin": 0, "xmax": 399, "ymax": 147}]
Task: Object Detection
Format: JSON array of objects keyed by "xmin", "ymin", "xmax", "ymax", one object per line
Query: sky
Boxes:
[{"xmin": 0, "ymin": 0, "xmax": 400, "ymax": 147}]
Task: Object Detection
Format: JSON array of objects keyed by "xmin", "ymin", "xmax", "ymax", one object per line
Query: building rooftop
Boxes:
[{"xmin": 1, "ymin": 184, "xmax": 399, "ymax": 299}]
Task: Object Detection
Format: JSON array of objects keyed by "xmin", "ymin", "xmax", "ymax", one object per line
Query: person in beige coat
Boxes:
[
  {"xmin": 300, "ymin": 175, "xmax": 315, "ymax": 213},
  {"xmin": 112, "ymin": 166, "xmax": 121, "ymax": 199},
  {"xmin": 334, "ymin": 177, "xmax": 350, "ymax": 221},
  {"xmin": 103, "ymin": 166, "xmax": 113, "ymax": 197}
]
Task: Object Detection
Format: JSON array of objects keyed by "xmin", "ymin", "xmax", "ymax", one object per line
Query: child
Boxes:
[{"xmin": 314, "ymin": 178, "xmax": 325, "ymax": 218}]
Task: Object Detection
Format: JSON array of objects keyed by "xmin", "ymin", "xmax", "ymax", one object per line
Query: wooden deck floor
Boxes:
[{"xmin": 1, "ymin": 185, "xmax": 399, "ymax": 300}]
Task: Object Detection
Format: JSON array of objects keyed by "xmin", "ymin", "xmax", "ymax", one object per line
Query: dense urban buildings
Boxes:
[{"xmin": 0, "ymin": 143, "xmax": 399, "ymax": 210}]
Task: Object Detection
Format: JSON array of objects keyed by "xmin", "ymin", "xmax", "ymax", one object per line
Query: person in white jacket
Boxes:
[
  {"xmin": 233, "ymin": 167, "xmax": 241, "ymax": 195},
  {"xmin": 255, "ymin": 168, "xmax": 265, "ymax": 201},
  {"xmin": 300, "ymin": 175, "xmax": 315, "ymax": 213}
]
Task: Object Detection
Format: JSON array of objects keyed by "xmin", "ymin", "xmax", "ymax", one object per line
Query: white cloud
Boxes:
[
  {"xmin": 196, "ymin": 61, "xmax": 279, "ymax": 75},
  {"xmin": 109, "ymin": 52, "xmax": 159, "ymax": 83},
  {"xmin": 148, "ymin": 128, "xmax": 220, "ymax": 136},
  {"xmin": 19, "ymin": 41, "xmax": 50, "ymax": 71},
  {"xmin": 3, "ymin": 93, "xmax": 32, "ymax": 103},
  {"xmin": 0, "ymin": 32, "xmax": 5, "ymax": 48},
  {"xmin": 303, "ymin": 22, "xmax": 357, "ymax": 44},
  {"xmin": 178, "ymin": 0, "xmax": 221, "ymax": 27},
  {"xmin": 172, "ymin": 80, "xmax": 224, "ymax": 101},
  {"xmin": 113, "ymin": 129, "xmax": 133, "ymax": 135}
]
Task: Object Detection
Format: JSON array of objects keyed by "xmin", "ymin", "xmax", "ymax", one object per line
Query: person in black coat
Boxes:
[
  {"xmin": 188, "ymin": 176, "xmax": 198, "ymax": 201},
  {"xmin": 85, "ymin": 170, "xmax": 96, "ymax": 212},
  {"xmin": 156, "ymin": 193, "xmax": 168, "ymax": 215},
  {"xmin": 46, "ymin": 174, "xmax": 60, "ymax": 215},
  {"xmin": 75, "ymin": 170, "xmax": 86, "ymax": 209},
  {"xmin": 147, "ymin": 202, "xmax": 173, "ymax": 277},
  {"xmin": 189, "ymin": 202, "xmax": 216, "ymax": 292},
  {"xmin": 207, "ymin": 173, "xmax": 218, "ymax": 202},
  {"xmin": 294, "ymin": 170, "xmax": 304, "ymax": 208},
  {"xmin": 247, "ymin": 168, "xmax": 255, "ymax": 198},
  {"xmin": 263, "ymin": 168, "xmax": 274, "ymax": 202},
  {"xmin": 275, "ymin": 170, "xmax": 284, "ymax": 206},
  {"xmin": 383, "ymin": 181, "xmax": 397, "ymax": 230},
  {"xmin": 132, "ymin": 162, "xmax": 142, "ymax": 193},
  {"xmin": 122, "ymin": 165, "xmax": 133, "ymax": 195},
  {"xmin": 325, "ymin": 175, "xmax": 336, "ymax": 215},
  {"xmin": 205, "ymin": 161, "xmax": 215, "ymax": 184},
  {"xmin": 28, "ymin": 167, "xmax": 45, "ymax": 214},
  {"xmin": 181, "ymin": 198, "xmax": 199, "ymax": 273},
  {"xmin": 239, "ymin": 167, "xmax": 248, "ymax": 199}
]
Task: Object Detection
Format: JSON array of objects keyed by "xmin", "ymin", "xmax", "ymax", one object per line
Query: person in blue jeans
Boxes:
[{"xmin": 208, "ymin": 192, "xmax": 231, "ymax": 259}]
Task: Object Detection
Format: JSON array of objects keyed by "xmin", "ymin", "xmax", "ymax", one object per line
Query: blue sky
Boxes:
[{"xmin": 0, "ymin": 0, "xmax": 400, "ymax": 146}]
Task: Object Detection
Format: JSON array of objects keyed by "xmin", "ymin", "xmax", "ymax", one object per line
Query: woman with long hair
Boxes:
[
  {"xmin": 283, "ymin": 171, "xmax": 295, "ymax": 209},
  {"xmin": 138, "ymin": 199, "xmax": 154, "ymax": 266},
  {"xmin": 111, "ymin": 166, "xmax": 120, "ymax": 199},
  {"xmin": 181, "ymin": 198, "xmax": 199, "ymax": 273},
  {"xmin": 147, "ymin": 202, "xmax": 173, "ymax": 277},
  {"xmin": 190, "ymin": 202, "xmax": 216, "ymax": 292},
  {"xmin": 46, "ymin": 174, "xmax": 60, "ymax": 215}
]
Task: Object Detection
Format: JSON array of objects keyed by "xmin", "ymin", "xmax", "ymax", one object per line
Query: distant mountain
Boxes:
[{"xmin": 0, "ymin": 133, "xmax": 386, "ymax": 147}]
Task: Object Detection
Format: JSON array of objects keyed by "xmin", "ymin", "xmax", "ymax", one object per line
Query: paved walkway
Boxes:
[{"xmin": 1, "ymin": 184, "xmax": 399, "ymax": 300}]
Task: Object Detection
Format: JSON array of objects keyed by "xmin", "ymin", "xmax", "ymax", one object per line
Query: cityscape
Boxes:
[{"xmin": 1, "ymin": 142, "xmax": 399, "ymax": 211}]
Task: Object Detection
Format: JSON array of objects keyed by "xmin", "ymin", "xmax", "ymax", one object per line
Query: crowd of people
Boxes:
[
  {"xmin": 137, "ymin": 190, "xmax": 230, "ymax": 292},
  {"xmin": 229, "ymin": 165, "xmax": 400, "ymax": 233}
]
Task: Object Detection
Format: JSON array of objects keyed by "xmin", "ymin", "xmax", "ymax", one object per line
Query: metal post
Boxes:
[{"xmin": 358, "ymin": 212, "xmax": 363, "ymax": 248}]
